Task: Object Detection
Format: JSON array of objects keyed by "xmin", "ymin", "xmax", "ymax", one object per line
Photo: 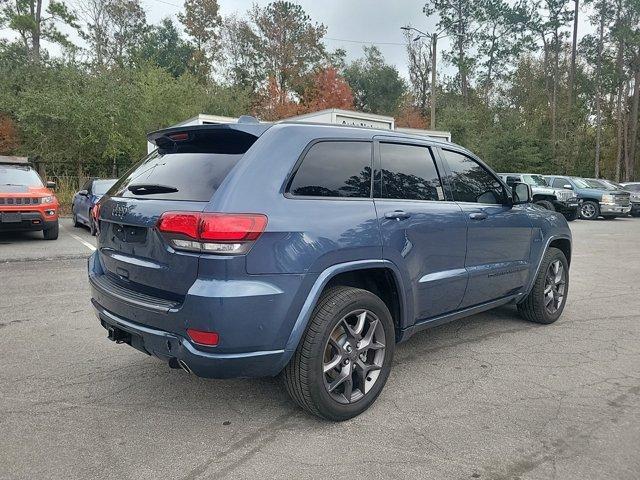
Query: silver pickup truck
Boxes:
[{"xmin": 499, "ymin": 173, "xmax": 580, "ymax": 221}]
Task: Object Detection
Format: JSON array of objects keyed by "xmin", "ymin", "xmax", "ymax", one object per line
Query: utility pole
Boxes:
[
  {"xmin": 402, "ymin": 25, "xmax": 463, "ymax": 130},
  {"xmin": 431, "ymin": 33, "xmax": 437, "ymax": 129}
]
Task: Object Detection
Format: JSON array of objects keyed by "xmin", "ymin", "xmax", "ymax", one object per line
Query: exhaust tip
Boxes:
[{"xmin": 178, "ymin": 359, "xmax": 193, "ymax": 374}]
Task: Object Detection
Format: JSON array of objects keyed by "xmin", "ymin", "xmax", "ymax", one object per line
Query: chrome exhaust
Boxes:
[{"xmin": 178, "ymin": 359, "xmax": 193, "ymax": 374}]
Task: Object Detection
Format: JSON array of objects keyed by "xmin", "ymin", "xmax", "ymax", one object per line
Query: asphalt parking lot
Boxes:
[{"xmin": 1, "ymin": 217, "xmax": 639, "ymax": 480}]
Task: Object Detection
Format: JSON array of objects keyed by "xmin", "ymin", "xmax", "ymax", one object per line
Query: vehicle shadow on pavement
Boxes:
[{"xmin": 105, "ymin": 304, "xmax": 532, "ymax": 420}]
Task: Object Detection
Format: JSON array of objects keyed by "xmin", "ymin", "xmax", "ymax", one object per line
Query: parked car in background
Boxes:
[
  {"xmin": 88, "ymin": 121, "xmax": 572, "ymax": 421},
  {"xmin": 72, "ymin": 178, "xmax": 117, "ymax": 235},
  {"xmin": 0, "ymin": 156, "xmax": 59, "ymax": 240},
  {"xmin": 499, "ymin": 173, "xmax": 580, "ymax": 220},
  {"xmin": 620, "ymin": 182, "xmax": 640, "ymax": 217},
  {"xmin": 545, "ymin": 175, "xmax": 631, "ymax": 220}
]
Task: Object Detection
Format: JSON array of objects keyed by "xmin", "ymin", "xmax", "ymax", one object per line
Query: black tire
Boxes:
[
  {"xmin": 631, "ymin": 211, "xmax": 640, "ymax": 218},
  {"xmin": 535, "ymin": 200, "xmax": 555, "ymax": 211},
  {"xmin": 72, "ymin": 211, "xmax": 81, "ymax": 228},
  {"xmin": 89, "ymin": 218, "xmax": 97, "ymax": 236},
  {"xmin": 43, "ymin": 221, "xmax": 59, "ymax": 240},
  {"xmin": 282, "ymin": 286, "xmax": 395, "ymax": 421},
  {"xmin": 563, "ymin": 209, "xmax": 579, "ymax": 222},
  {"xmin": 517, "ymin": 247, "xmax": 569, "ymax": 324},
  {"xmin": 580, "ymin": 200, "xmax": 600, "ymax": 220},
  {"xmin": 602, "ymin": 216, "xmax": 616, "ymax": 220}
]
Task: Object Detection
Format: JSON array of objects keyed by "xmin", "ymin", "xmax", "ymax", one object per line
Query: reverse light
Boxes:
[
  {"xmin": 157, "ymin": 212, "xmax": 268, "ymax": 254},
  {"xmin": 187, "ymin": 328, "xmax": 219, "ymax": 346}
]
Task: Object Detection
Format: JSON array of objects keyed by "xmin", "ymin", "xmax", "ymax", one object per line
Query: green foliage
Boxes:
[
  {"xmin": 139, "ymin": 18, "xmax": 194, "ymax": 78},
  {"xmin": 343, "ymin": 46, "xmax": 407, "ymax": 116}
]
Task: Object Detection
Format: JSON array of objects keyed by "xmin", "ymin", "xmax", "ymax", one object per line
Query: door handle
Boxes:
[
  {"xmin": 384, "ymin": 210, "xmax": 411, "ymax": 220},
  {"xmin": 469, "ymin": 212, "xmax": 488, "ymax": 220}
]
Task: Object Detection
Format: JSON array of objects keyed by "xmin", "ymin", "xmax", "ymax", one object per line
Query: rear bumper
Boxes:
[
  {"xmin": 93, "ymin": 299, "xmax": 287, "ymax": 378},
  {"xmin": 600, "ymin": 203, "xmax": 631, "ymax": 216},
  {"xmin": 87, "ymin": 250, "xmax": 309, "ymax": 378}
]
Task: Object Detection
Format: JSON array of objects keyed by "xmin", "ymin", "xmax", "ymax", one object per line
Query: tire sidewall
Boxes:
[
  {"xmin": 536, "ymin": 248, "xmax": 570, "ymax": 323},
  {"xmin": 307, "ymin": 291, "xmax": 395, "ymax": 421}
]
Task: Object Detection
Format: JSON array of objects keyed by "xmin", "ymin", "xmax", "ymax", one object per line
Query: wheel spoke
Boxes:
[
  {"xmin": 545, "ymin": 291, "xmax": 554, "ymax": 307},
  {"xmin": 342, "ymin": 376, "xmax": 353, "ymax": 402},
  {"xmin": 353, "ymin": 311, "xmax": 366, "ymax": 336},
  {"xmin": 328, "ymin": 368, "xmax": 350, "ymax": 393},
  {"xmin": 358, "ymin": 318, "xmax": 378, "ymax": 350},
  {"xmin": 323, "ymin": 353, "xmax": 342, "ymax": 373}
]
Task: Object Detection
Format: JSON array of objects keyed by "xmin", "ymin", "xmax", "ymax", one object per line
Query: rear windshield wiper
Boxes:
[{"xmin": 127, "ymin": 184, "xmax": 178, "ymax": 195}]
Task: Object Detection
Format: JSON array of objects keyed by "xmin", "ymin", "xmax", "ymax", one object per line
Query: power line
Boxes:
[
  {"xmin": 145, "ymin": 0, "xmax": 181, "ymax": 8},
  {"xmin": 324, "ymin": 36, "xmax": 406, "ymax": 47}
]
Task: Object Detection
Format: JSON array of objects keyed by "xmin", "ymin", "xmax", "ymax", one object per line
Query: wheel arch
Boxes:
[
  {"xmin": 280, "ymin": 260, "xmax": 409, "ymax": 370},
  {"xmin": 521, "ymin": 234, "xmax": 572, "ymax": 302}
]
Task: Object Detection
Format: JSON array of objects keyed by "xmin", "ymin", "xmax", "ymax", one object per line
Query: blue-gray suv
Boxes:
[{"xmin": 88, "ymin": 120, "xmax": 572, "ymax": 420}]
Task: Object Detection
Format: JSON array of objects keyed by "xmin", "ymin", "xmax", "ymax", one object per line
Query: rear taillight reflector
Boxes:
[
  {"xmin": 157, "ymin": 212, "xmax": 267, "ymax": 254},
  {"xmin": 187, "ymin": 328, "xmax": 219, "ymax": 346}
]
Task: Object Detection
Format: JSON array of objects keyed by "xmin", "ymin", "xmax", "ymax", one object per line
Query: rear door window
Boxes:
[
  {"xmin": 378, "ymin": 143, "xmax": 443, "ymax": 201},
  {"xmin": 288, "ymin": 141, "xmax": 372, "ymax": 198}
]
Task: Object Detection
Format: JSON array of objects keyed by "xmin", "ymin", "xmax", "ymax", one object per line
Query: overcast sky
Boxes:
[{"xmin": 2, "ymin": 0, "xmax": 596, "ymax": 79}]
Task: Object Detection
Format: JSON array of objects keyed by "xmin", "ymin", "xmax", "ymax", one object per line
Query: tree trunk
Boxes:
[
  {"xmin": 551, "ymin": 31, "xmax": 559, "ymax": 168},
  {"xmin": 629, "ymin": 56, "xmax": 640, "ymax": 181},
  {"xmin": 594, "ymin": 8, "xmax": 605, "ymax": 178},
  {"xmin": 32, "ymin": 0, "xmax": 43, "ymax": 62},
  {"xmin": 615, "ymin": 36, "xmax": 625, "ymax": 182},
  {"xmin": 568, "ymin": 0, "xmax": 579, "ymax": 111},
  {"xmin": 624, "ymin": 80, "xmax": 632, "ymax": 181}
]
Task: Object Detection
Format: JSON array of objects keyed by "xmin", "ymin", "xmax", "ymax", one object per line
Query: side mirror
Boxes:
[
  {"xmin": 512, "ymin": 182, "xmax": 532, "ymax": 205},
  {"xmin": 563, "ymin": 184, "xmax": 573, "ymax": 190},
  {"xmin": 78, "ymin": 189, "xmax": 89, "ymax": 196},
  {"xmin": 46, "ymin": 181, "xmax": 56, "ymax": 190}
]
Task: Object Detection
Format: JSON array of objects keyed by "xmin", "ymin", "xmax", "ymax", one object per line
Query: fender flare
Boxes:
[
  {"xmin": 275, "ymin": 259, "xmax": 408, "ymax": 371},
  {"xmin": 520, "ymin": 234, "xmax": 571, "ymax": 301}
]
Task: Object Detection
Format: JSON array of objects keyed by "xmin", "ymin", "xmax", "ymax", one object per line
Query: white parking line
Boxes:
[{"xmin": 63, "ymin": 223, "xmax": 96, "ymax": 252}]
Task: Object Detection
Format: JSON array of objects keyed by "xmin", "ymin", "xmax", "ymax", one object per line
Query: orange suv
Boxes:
[{"xmin": 0, "ymin": 157, "xmax": 59, "ymax": 240}]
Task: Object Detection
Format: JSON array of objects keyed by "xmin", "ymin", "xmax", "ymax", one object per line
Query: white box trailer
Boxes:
[{"xmin": 148, "ymin": 109, "xmax": 451, "ymax": 153}]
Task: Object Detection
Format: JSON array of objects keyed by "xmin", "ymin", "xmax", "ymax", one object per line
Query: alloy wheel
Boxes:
[
  {"xmin": 544, "ymin": 260, "xmax": 566, "ymax": 314},
  {"xmin": 581, "ymin": 203, "xmax": 596, "ymax": 219},
  {"xmin": 322, "ymin": 309, "xmax": 386, "ymax": 404}
]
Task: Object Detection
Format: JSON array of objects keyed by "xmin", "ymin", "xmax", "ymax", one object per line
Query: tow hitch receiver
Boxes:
[{"xmin": 106, "ymin": 325, "xmax": 131, "ymax": 344}]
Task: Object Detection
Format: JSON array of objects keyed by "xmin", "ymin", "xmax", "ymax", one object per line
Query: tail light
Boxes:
[{"xmin": 157, "ymin": 212, "xmax": 267, "ymax": 254}]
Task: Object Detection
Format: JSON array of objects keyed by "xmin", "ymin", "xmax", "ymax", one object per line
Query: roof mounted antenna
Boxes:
[{"xmin": 237, "ymin": 115, "xmax": 260, "ymax": 124}]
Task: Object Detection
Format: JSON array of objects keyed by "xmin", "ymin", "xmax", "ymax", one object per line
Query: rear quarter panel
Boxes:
[{"xmin": 209, "ymin": 124, "xmax": 383, "ymax": 276}]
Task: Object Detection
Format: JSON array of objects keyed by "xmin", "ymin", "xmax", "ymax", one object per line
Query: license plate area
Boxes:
[{"xmin": 1, "ymin": 212, "xmax": 21, "ymax": 223}]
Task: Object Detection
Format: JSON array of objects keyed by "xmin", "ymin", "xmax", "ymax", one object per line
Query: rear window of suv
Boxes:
[{"xmin": 109, "ymin": 128, "xmax": 259, "ymax": 202}]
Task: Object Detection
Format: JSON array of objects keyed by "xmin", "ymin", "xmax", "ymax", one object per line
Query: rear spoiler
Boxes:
[
  {"xmin": 0, "ymin": 155, "xmax": 30, "ymax": 165},
  {"xmin": 147, "ymin": 123, "xmax": 272, "ymax": 149}
]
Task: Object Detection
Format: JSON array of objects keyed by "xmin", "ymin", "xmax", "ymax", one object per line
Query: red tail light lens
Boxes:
[
  {"xmin": 187, "ymin": 328, "xmax": 219, "ymax": 346},
  {"xmin": 157, "ymin": 212, "xmax": 199, "ymax": 239},
  {"xmin": 199, "ymin": 214, "xmax": 268, "ymax": 241},
  {"xmin": 157, "ymin": 212, "xmax": 268, "ymax": 254}
]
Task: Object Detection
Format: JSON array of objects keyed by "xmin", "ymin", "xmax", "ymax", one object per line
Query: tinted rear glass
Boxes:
[
  {"xmin": 93, "ymin": 179, "xmax": 117, "ymax": 195},
  {"xmin": 289, "ymin": 141, "xmax": 372, "ymax": 198},
  {"xmin": 109, "ymin": 129, "xmax": 257, "ymax": 201},
  {"xmin": 379, "ymin": 143, "xmax": 442, "ymax": 201}
]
